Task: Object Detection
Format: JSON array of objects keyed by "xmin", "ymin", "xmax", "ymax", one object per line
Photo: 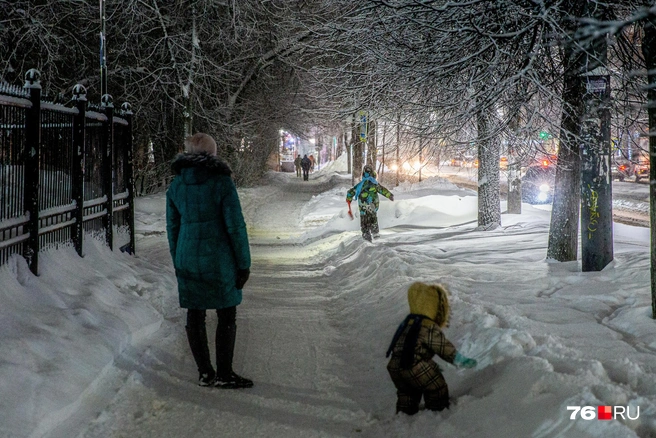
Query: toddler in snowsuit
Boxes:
[
  {"xmin": 346, "ymin": 164, "xmax": 394, "ymax": 241},
  {"xmin": 386, "ymin": 282, "xmax": 476, "ymax": 415}
]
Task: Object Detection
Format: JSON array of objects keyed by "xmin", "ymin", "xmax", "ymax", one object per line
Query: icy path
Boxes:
[{"xmin": 71, "ymin": 173, "xmax": 373, "ymax": 437}]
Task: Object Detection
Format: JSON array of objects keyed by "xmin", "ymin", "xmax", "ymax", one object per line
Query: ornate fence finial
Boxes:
[
  {"xmin": 72, "ymin": 84, "xmax": 88, "ymax": 102},
  {"xmin": 24, "ymin": 68, "xmax": 42, "ymax": 89},
  {"xmin": 120, "ymin": 102, "xmax": 132, "ymax": 115},
  {"xmin": 101, "ymin": 93, "xmax": 113, "ymax": 108}
]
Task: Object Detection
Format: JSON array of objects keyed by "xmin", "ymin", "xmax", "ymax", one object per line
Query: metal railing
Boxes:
[{"xmin": 0, "ymin": 69, "xmax": 135, "ymax": 274}]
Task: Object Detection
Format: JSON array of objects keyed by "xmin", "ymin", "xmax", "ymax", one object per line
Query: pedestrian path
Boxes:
[{"xmin": 73, "ymin": 172, "xmax": 375, "ymax": 438}]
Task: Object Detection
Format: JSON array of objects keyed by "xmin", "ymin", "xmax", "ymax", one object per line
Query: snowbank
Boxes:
[{"xmin": 0, "ymin": 239, "xmax": 163, "ymax": 438}]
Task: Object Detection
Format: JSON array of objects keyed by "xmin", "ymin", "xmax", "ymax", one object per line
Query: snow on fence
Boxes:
[{"xmin": 0, "ymin": 69, "xmax": 135, "ymax": 274}]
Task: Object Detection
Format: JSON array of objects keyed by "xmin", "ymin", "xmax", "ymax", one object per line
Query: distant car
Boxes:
[
  {"xmin": 521, "ymin": 164, "xmax": 556, "ymax": 204},
  {"xmin": 462, "ymin": 155, "xmax": 476, "ymax": 167},
  {"xmin": 610, "ymin": 159, "xmax": 632, "ymax": 182},
  {"xmin": 499, "ymin": 156, "xmax": 509, "ymax": 170},
  {"xmin": 450, "ymin": 157, "xmax": 464, "ymax": 167},
  {"xmin": 634, "ymin": 160, "xmax": 649, "ymax": 182}
]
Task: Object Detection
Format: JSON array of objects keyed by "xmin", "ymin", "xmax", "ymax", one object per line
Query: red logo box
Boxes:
[{"xmin": 598, "ymin": 406, "xmax": 612, "ymax": 420}]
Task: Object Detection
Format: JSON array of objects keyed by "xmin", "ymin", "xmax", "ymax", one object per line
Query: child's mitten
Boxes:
[{"xmin": 454, "ymin": 352, "xmax": 477, "ymax": 368}]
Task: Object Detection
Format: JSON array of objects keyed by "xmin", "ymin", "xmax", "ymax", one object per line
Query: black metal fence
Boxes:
[{"xmin": 0, "ymin": 69, "xmax": 135, "ymax": 275}]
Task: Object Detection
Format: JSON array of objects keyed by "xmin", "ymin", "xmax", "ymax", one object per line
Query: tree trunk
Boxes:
[
  {"xmin": 643, "ymin": 11, "xmax": 656, "ymax": 317},
  {"xmin": 419, "ymin": 135, "xmax": 424, "ymax": 182},
  {"xmin": 547, "ymin": 1, "xmax": 586, "ymax": 261},
  {"xmin": 367, "ymin": 119, "xmax": 377, "ymax": 166},
  {"xmin": 352, "ymin": 114, "xmax": 363, "ymax": 184},
  {"xmin": 548, "ymin": 80, "xmax": 583, "ymax": 260},
  {"xmin": 396, "ymin": 113, "xmax": 401, "ymax": 187},
  {"xmin": 476, "ymin": 110, "xmax": 501, "ymax": 229},
  {"xmin": 507, "ymin": 115, "xmax": 521, "ymax": 214},
  {"xmin": 338, "ymin": 128, "xmax": 345, "ymax": 158},
  {"xmin": 380, "ymin": 121, "xmax": 387, "ymax": 178},
  {"xmin": 507, "ymin": 162, "xmax": 522, "ymax": 214},
  {"xmin": 346, "ymin": 128, "xmax": 352, "ymax": 179}
]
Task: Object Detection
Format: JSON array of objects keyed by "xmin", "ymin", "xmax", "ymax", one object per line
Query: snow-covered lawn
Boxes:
[{"xmin": 1, "ymin": 154, "xmax": 654, "ymax": 437}]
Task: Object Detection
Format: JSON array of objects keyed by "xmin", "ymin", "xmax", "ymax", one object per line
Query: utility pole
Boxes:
[{"xmin": 579, "ymin": 2, "xmax": 612, "ymax": 272}]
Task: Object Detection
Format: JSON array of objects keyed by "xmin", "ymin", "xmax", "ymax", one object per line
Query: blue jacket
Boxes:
[{"xmin": 166, "ymin": 153, "xmax": 251, "ymax": 309}]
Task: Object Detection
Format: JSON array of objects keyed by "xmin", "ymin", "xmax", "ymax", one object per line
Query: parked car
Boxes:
[
  {"xmin": 610, "ymin": 159, "xmax": 632, "ymax": 182},
  {"xmin": 634, "ymin": 160, "xmax": 649, "ymax": 182},
  {"xmin": 450, "ymin": 156, "xmax": 465, "ymax": 167},
  {"xmin": 462, "ymin": 155, "xmax": 476, "ymax": 167},
  {"xmin": 521, "ymin": 163, "xmax": 556, "ymax": 204}
]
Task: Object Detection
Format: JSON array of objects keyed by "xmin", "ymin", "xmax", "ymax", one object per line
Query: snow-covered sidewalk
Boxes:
[{"xmin": 2, "ymin": 154, "xmax": 656, "ymax": 438}]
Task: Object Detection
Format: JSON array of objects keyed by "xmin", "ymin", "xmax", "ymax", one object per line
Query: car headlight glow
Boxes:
[{"xmin": 539, "ymin": 184, "xmax": 550, "ymax": 192}]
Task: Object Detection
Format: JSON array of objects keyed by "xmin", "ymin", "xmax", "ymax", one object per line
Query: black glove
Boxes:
[
  {"xmin": 236, "ymin": 268, "xmax": 250, "ymax": 290},
  {"xmin": 389, "ymin": 193, "xmax": 394, "ymax": 201}
]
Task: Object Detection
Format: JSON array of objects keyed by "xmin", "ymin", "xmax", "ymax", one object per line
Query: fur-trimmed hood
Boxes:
[
  {"xmin": 407, "ymin": 282, "xmax": 450, "ymax": 328},
  {"xmin": 171, "ymin": 152, "xmax": 232, "ymax": 185}
]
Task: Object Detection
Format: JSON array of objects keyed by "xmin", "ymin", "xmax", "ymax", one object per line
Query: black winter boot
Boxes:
[
  {"xmin": 185, "ymin": 324, "xmax": 216, "ymax": 386},
  {"xmin": 215, "ymin": 322, "xmax": 253, "ymax": 389}
]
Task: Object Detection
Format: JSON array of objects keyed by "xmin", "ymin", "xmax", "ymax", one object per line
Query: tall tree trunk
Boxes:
[
  {"xmin": 396, "ymin": 113, "xmax": 401, "ymax": 187},
  {"xmin": 352, "ymin": 114, "xmax": 363, "ymax": 184},
  {"xmin": 337, "ymin": 128, "xmax": 345, "ymax": 158},
  {"xmin": 346, "ymin": 128, "xmax": 352, "ymax": 178},
  {"xmin": 643, "ymin": 11, "xmax": 656, "ymax": 317},
  {"xmin": 418, "ymin": 136, "xmax": 424, "ymax": 182},
  {"xmin": 507, "ymin": 113, "xmax": 522, "ymax": 214},
  {"xmin": 548, "ymin": 66, "xmax": 584, "ymax": 261},
  {"xmin": 476, "ymin": 110, "xmax": 501, "ymax": 229},
  {"xmin": 547, "ymin": 1, "xmax": 586, "ymax": 261},
  {"xmin": 367, "ymin": 119, "xmax": 377, "ymax": 166},
  {"xmin": 380, "ymin": 121, "xmax": 387, "ymax": 178}
]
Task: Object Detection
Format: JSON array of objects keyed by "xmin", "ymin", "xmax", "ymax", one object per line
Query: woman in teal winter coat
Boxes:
[{"xmin": 166, "ymin": 133, "xmax": 252, "ymax": 388}]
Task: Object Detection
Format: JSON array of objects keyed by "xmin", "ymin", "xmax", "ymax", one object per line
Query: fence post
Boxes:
[
  {"xmin": 101, "ymin": 94, "xmax": 114, "ymax": 250},
  {"xmin": 72, "ymin": 84, "xmax": 87, "ymax": 257},
  {"xmin": 23, "ymin": 69, "xmax": 41, "ymax": 275},
  {"xmin": 121, "ymin": 102, "xmax": 135, "ymax": 255}
]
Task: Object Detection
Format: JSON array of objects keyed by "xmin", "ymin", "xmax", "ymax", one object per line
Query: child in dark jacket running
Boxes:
[
  {"xmin": 386, "ymin": 282, "xmax": 476, "ymax": 415},
  {"xmin": 346, "ymin": 164, "xmax": 394, "ymax": 241}
]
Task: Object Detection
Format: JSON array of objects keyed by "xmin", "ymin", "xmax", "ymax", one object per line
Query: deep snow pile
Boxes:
[
  {"xmin": 1, "ymin": 157, "xmax": 655, "ymax": 438},
  {"xmin": 0, "ymin": 240, "xmax": 166, "ymax": 438}
]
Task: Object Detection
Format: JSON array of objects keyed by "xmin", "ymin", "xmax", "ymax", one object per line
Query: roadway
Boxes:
[{"xmin": 436, "ymin": 165, "xmax": 651, "ymax": 228}]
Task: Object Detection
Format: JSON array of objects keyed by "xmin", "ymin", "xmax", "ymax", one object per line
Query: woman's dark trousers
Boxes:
[{"xmin": 186, "ymin": 306, "xmax": 237, "ymax": 381}]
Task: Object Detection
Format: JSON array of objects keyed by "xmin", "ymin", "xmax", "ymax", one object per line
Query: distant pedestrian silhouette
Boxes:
[{"xmin": 301, "ymin": 154, "xmax": 311, "ymax": 181}]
